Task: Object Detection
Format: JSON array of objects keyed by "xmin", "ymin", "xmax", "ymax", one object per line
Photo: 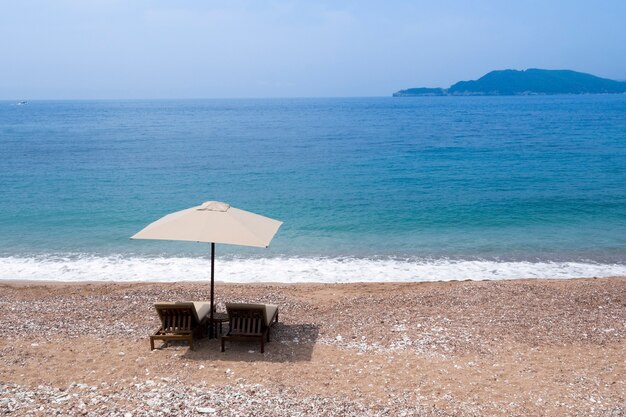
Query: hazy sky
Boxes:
[{"xmin": 2, "ymin": 1, "xmax": 625, "ymax": 99}]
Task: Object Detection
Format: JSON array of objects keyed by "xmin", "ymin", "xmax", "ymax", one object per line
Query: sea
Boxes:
[{"xmin": 1, "ymin": 96, "xmax": 625, "ymax": 283}]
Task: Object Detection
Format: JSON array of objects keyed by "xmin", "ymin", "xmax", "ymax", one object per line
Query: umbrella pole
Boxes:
[{"xmin": 210, "ymin": 242, "xmax": 215, "ymax": 339}]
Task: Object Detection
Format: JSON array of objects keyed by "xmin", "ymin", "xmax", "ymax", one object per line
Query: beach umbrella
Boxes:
[{"xmin": 131, "ymin": 201, "xmax": 282, "ymax": 337}]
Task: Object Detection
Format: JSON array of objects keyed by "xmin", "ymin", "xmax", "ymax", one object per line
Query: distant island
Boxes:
[{"xmin": 393, "ymin": 69, "xmax": 626, "ymax": 96}]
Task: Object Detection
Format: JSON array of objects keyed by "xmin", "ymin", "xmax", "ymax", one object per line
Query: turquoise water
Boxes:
[{"xmin": 1, "ymin": 96, "xmax": 625, "ymax": 282}]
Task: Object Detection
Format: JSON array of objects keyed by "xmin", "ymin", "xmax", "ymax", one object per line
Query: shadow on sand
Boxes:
[{"xmin": 167, "ymin": 323, "xmax": 320, "ymax": 363}]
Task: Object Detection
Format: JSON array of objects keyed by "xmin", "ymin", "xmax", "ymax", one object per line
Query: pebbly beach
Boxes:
[{"xmin": 1, "ymin": 277, "xmax": 624, "ymax": 416}]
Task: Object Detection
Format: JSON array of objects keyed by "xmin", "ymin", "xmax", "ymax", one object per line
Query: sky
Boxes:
[{"xmin": 1, "ymin": 1, "xmax": 626, "ymax": 99}]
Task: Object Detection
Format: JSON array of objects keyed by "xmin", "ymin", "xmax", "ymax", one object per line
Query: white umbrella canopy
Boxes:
[
  {"xmin": 131, "ymin": 201, "xmax": 282, "ymax": 247},
  {"xmin": 131, "ymin": 201, "xmax": 283, "ymax": 337}
]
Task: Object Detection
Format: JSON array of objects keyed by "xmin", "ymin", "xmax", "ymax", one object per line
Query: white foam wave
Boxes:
[{"xmin": 0, "ymin": 255, "xmax": 625, "ymax": 283}]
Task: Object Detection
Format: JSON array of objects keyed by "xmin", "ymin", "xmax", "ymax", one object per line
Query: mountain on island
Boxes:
[{"xmin": 393, "ymin": 69, "xmax": 626, "ymax": 96}]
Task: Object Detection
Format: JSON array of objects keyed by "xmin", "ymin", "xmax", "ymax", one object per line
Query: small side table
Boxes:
[{"xmin": 207, "ymin": 312, "xmax": 229, "ymax": 338}]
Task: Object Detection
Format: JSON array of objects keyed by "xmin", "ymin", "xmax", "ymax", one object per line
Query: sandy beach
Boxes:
[{"xmin": 1, "ymin": 277, "xmax": 624, "ymax": 416}]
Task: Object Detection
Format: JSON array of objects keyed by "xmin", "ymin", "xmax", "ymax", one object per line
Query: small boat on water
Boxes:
[{"xmin": 16, "ymin": 101, "xmax": 28, "ymax": 105}]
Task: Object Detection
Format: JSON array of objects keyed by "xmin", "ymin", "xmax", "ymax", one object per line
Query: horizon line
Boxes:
[{"xmin": 1, "ymin": 95, "xmax": 392, "ymax": 101}]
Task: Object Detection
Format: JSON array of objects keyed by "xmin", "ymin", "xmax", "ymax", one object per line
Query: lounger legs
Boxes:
[
  {"xmin": 150, "ymin": 332, "xmax": 194, "ymax": 351},
  {"xmin": 221, "ymin": 335, "xmax": 267, "ymax": 353}
]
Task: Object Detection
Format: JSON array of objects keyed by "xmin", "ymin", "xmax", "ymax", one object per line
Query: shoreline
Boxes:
[
  {"xmin": 0, "ymin": 274, "xmax": 624, "ymax": 286},
  {"xmin": 1, "ymin": 275, "xmax": 625, "ymax": 291},
  {"xmin": 2, "ymin": 254, "xmax": 626, "ymax": 283},
  {"xmin": 1, "ymin": 274, "xmax": 625, "ymax": 284},
  {"xmin": 1, "ymin": 277, "xmax": 624, "ymax": 416}
]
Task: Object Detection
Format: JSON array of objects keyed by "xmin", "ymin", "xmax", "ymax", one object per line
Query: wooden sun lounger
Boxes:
[
  {"xmin": 150, "ymin": 302, "xmax": 211, "ymax": 350},
  {"xmin": 221, "ymin": 303, "xmax": 279, "ymax": 353}
]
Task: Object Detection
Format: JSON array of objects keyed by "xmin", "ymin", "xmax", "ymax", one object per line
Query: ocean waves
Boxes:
[{"xmin": 1, "ymin": 255, "xmax": 625, "ymax": 283}]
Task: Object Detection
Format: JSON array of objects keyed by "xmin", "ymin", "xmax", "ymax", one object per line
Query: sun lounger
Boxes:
[
  {"xmin": 221, "ymin": 303, "xmax": 279, "ymax": 353},
  {"xmin": 150, "ymin": 301, "xmax": 212, "ymax": 350}
]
